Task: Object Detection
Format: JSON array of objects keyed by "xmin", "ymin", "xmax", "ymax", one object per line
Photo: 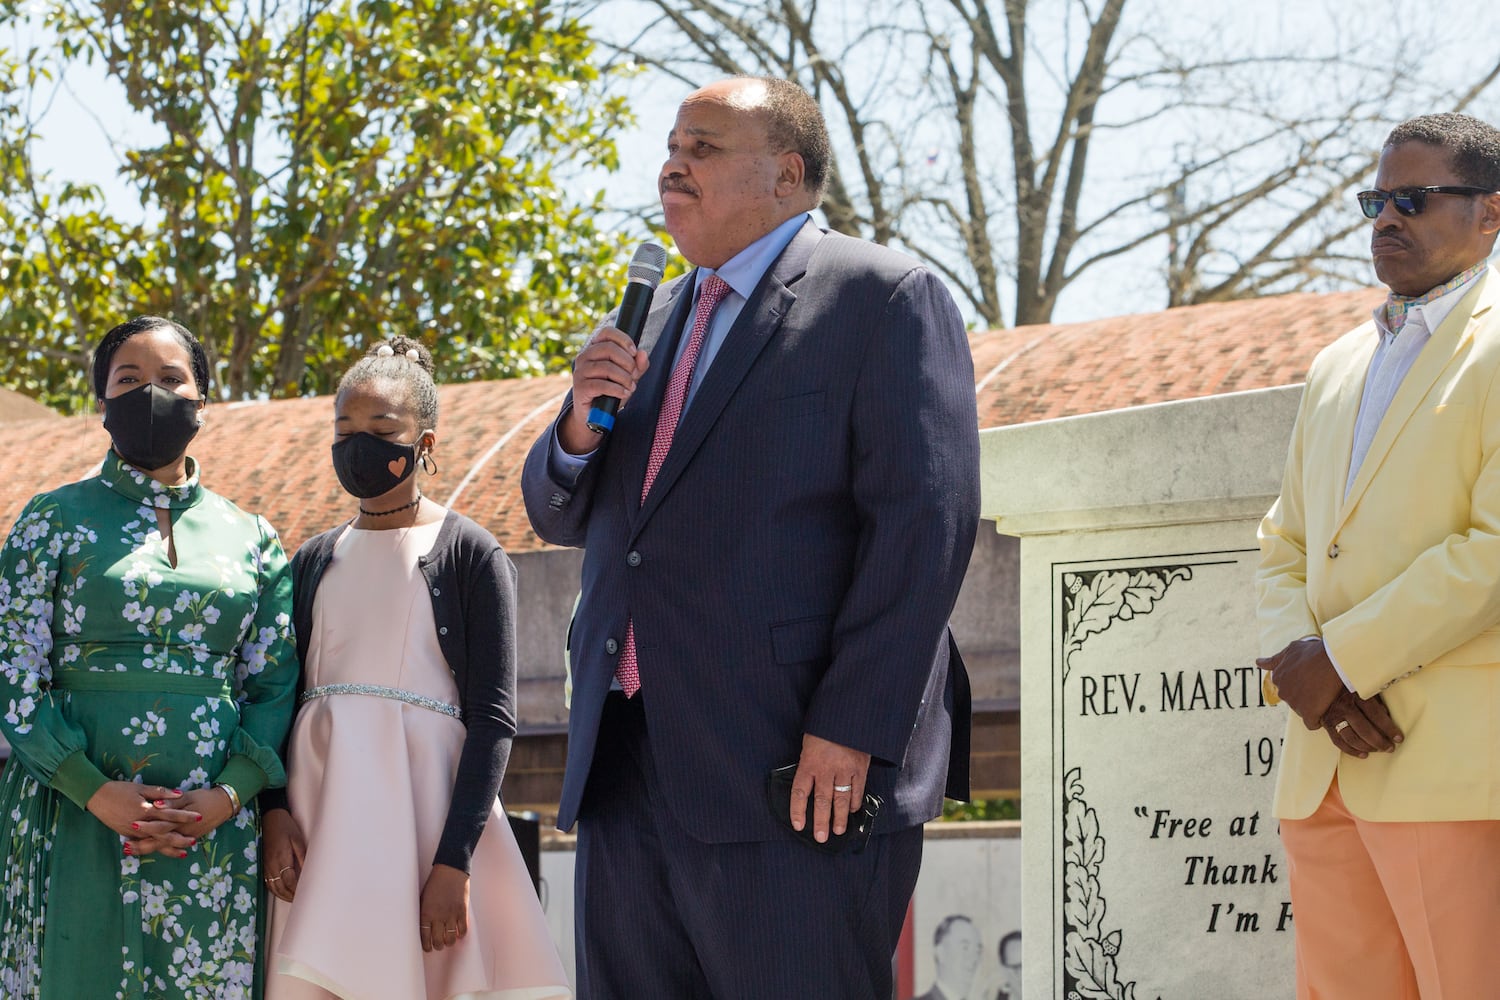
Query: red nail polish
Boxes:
[
  {"xmin": 189, "ymin": 838, "xmax": 197, "ymax": 846},
  {"xmin": 154, "ymin": 800, "xmax": 165, "ymax": 807},
  {"xmin": 194, "ymin": 814, "xmax": 203, "ymax": 822},
  {"xmin": 131, "ymin": 822, "xmax": 140, "ymax": 831},
  {"xmin": 123, "ymin": 844, "xmax": 132, "ymax": 855}
]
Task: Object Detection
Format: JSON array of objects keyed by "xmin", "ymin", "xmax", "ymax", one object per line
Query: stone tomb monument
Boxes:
[{"xmin": 981, "ymin": 385, "xmax": 1303, "ymax": 998}]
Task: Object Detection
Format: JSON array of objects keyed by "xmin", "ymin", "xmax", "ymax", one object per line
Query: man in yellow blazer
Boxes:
[{"xmin": 1258, "ymin": 113, "xmax": 1500, "ymax": 998}]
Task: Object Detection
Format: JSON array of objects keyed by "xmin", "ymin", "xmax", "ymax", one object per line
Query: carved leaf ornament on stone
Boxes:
[
  {"xmin": 1060, "ymin": 566, "xmax": 1189, "ymax": 1000},
  {"xmin": 1063, "ymin": 568, "xmax": 1193, "ymax": 680},
  {"xmin": 1063, "ymin": 769, "xmax": 1142, "ymax": 1000}
]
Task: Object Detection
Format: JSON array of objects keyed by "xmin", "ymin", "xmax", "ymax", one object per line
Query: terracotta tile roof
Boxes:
[
  {"xmin": 969, "ymin": 288, "xmax": 1383, "ymax": 429},
  {"xmin": 0, "ymin": 388, "xmax": 60, "ymax": 424},
  {"xmin": 0, "ymin": 287, "xmax": 1381, "ymax": 554},
  {"xmin": 0, "ymin": 375, "xmax": 572, "ymax": 556}
]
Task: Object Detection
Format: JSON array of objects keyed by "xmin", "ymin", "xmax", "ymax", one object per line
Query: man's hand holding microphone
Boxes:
[{"xmin": 559, "ymin": 243, "xmax": 667, "ymax": 455}]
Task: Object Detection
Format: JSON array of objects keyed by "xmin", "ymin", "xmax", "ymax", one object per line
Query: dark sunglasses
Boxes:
[{"xmin": 1356, "ymin": 185, "xmax": 1495, "ymax": 219}]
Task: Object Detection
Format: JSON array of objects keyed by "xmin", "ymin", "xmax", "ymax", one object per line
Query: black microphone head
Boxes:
[{"xmin": 627, "ymin": 243, "xmax": 668, "ymax": 288}]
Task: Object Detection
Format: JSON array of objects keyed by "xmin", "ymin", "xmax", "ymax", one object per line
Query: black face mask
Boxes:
[
  {"xmin": 102, "ymin": 383, "xmax": 203, "ymax": 471},
  {"xmin": 331, "ymin": 432, "xmax": 421, "ymax": 499}
]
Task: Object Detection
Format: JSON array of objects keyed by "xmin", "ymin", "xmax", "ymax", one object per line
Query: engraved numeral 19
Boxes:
[{"xmin": 1243, "ymin": 737, "xmax": 1276, "ymax": 777}]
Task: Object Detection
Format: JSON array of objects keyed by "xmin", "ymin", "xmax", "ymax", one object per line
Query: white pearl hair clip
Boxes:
[{"xmin": 373, "ymin": 344, "xmax": 420, "ymax": 361}]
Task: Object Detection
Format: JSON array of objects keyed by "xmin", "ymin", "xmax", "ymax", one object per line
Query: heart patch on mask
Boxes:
[{"xmin": 388, "ymin": 456, "xmax": 408, "ymax": 477}]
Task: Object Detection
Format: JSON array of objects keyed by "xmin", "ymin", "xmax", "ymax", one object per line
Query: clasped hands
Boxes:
[
  {"xmin": 1256, "ymin": 637, "xmax": 1404, "ymax": 758},
  {"xmin": 85, "ymin": 781, "xmax": 237, "ymax": 858}
]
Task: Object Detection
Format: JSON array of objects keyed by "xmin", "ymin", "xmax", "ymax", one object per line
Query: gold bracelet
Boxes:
[{"xmin": 215, "ymin": 782, "xmax": 241, "ymax": 813}]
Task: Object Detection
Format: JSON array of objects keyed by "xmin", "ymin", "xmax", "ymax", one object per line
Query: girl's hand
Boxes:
[
  {"xmin": 86, "ymin": 782, "xmax": 198, "ymax": 857},
  {"xmin": 260, "ymin": 808, "xmax": 307, "ymax": 903},
  {"xmin": 418, "ymin": 864, "xmax": 470, "ymax": 953}
]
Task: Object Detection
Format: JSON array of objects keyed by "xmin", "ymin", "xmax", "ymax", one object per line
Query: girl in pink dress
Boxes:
[{"xmin": 260, "ymin": 338, "xmax": 570, "ymax": 1000}]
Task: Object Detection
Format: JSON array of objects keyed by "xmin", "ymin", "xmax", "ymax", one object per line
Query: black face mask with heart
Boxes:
[
  {"xmin": 102, "ymin": 383, "xmax": 204, "ymax": 471},
  {"xmin": 331, "ymin": 432, "xmax": 421, "ymax": 499}
]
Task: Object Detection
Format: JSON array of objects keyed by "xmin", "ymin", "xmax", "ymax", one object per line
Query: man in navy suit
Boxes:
[{"xmin": 522, "ymin": 75, "xmax": 979, "ymax": 999}]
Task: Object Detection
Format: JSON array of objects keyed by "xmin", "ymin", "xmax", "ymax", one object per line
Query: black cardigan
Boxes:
[{"xmin": 261, "ymin": 510, "xmax": 519, "ymax": 873}]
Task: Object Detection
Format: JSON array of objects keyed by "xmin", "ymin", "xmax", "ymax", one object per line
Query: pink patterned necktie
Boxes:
[{"xmin": 615, "ymin": 274, "xmax": 733, "ymax": 696}]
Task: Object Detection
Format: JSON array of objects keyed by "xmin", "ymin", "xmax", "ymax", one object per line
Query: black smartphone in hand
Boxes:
[{"xmin": 765, "ymin": 763, "xmax": 882, "ymax": 855}]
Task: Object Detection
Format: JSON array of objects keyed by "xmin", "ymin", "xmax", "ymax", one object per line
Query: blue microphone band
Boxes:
[{"xmin": 585, "ymin": 406, "xmax": 617, "ymax": 433}]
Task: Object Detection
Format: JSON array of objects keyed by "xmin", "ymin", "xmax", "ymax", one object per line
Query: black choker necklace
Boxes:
[{"xmin": 359, "ymin": 492, "xmax": 422, "ymax": 517}]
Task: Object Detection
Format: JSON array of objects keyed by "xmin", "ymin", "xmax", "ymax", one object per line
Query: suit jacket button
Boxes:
[
  {"xmin": 605, "ymin": 638, "xmax": 620, "ymax": 654},
  {"xmin": 1327, "ymin": 543, "xmax": 1340, "ymax": 559},
  {"xmin": 627, "ymin": 550, "xmax": 642, "ymax": 567}
]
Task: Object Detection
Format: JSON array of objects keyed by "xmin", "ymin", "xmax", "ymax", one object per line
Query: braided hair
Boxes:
[{"xmin": 335, "ymin": 336, "xmax": 439, "ymax": 429}]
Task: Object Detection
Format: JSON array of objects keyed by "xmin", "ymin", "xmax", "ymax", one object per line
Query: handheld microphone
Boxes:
[{"xmin": 587, "ymin": 242, "xmax": 668, "ymax": 434}]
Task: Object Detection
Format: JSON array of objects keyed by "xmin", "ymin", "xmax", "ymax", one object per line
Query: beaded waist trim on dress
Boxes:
[{"xmin": 300, "ymin": 683, "xmax": 461, "ymax": 720}]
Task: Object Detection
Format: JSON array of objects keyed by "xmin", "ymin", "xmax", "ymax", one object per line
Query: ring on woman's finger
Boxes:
[
  {"xmin": 266, "ymin": 876, "xmax": 282, "ymax": 884},
  {"xmin": 278, "ymin": 866, "xmax": 295, "ymax": 877}
]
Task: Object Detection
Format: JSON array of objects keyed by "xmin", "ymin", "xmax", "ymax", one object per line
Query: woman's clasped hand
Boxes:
[{"xmin": 84, "ymin": 782, "xmax": 238, "ymax": 857}]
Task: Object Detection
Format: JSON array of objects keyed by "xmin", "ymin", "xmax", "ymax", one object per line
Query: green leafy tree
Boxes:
[{"xmin": 0, "ymin": 0, "xmax": 631, "ymax": 410}]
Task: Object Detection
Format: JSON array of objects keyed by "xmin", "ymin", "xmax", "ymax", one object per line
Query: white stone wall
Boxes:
[{"xmin": 983, "ymin": 385, "xmax": 1303, "ymax": 999}]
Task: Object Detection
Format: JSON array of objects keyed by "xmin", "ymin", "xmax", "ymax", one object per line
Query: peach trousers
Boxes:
[{"xmin": 1279, "ymin": 777, "xmax": 1500, "ymax": 999}]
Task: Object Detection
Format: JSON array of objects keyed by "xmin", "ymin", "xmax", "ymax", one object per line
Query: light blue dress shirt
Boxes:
[
  {"xmin": 1344, "ymin": 273, "xmax": 1482, "ymax": 498},
  {"xmin": 551, "ymin": 213, "xmax": 811, "ymax": 479}
]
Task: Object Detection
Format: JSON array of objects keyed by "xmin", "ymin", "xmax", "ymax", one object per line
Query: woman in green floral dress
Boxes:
[{"xmin": 0, "ymin": 317, "xmax": 298, "ymax": 999}]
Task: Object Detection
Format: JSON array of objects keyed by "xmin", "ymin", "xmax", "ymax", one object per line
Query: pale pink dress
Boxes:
[{"xmin": 266, "ymin": 521, "xmax": 570, "ymax": 1000}]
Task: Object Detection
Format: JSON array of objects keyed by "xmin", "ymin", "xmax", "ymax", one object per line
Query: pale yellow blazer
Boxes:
[{"xmin": 1258, "ymin": 268, "xmax": 1500, "ymax": 822}]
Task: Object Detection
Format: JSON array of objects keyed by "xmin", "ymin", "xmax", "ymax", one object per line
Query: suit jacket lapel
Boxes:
[
  {"xmin": 1335, "ymin": 274, "xmax": 1495, "ymax": 532},
  {"xmin": 634, "ymin": 219, "xmax": 824, "ymax": 533},
  {"xmin": 1319, "ymin": 329, "xmax": 1377, "ymax": 516}
]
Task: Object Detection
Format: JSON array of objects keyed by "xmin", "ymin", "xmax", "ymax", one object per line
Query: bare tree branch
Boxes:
[{"xmin": 563, "ymin": 0, "xmax": 1500, "ymax": 326}]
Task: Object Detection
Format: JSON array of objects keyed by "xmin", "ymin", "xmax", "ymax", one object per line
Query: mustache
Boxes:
[
  {"xmin": 660, "ymin": 178, "xmax": 697, "ymax": 197},
  {"xmin": 1371, "ymin": 227, "xmax": 1409, "ymax": 249}
]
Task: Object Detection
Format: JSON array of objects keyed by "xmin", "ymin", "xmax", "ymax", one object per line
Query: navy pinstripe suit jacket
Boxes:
[{"xmin": 522, "ymin": 219, "xmax": 980, "ymax": 842}]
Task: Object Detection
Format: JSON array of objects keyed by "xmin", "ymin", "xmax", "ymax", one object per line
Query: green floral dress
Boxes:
[{"xmin": 0, "ymin": 452, "xmax": 297, "ymax": 999}]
